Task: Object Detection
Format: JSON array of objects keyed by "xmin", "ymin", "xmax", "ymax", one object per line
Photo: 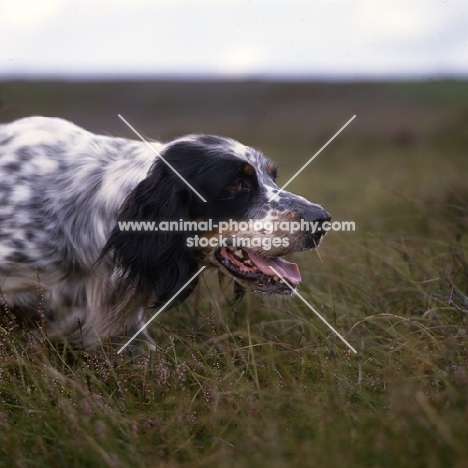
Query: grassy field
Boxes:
[{"xmin": 0, "ymin": 80, "xmax": 467, "ymax": 467}]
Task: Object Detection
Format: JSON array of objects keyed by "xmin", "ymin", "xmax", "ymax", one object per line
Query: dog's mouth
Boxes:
[{"xmin": 214, "ymin": 246, "xmax": 301, "ymax": 294}]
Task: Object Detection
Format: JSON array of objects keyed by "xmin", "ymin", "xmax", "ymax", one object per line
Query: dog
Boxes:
[{"xmin": 0, "ymin": 116, "xmax": 330, "ymax": 349}]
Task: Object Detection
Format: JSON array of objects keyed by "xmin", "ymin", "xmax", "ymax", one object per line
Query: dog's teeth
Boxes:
[
  {"xmin": 234, "ymin": 249, "xmax": 244, "ymax": 258},
  {"xmin": 244, "ymin": 259, "xmax": 253, "ymax": 266},
  {"xmin": 273, "ymin": 276, "xmax": 279, "ymax": 281}
]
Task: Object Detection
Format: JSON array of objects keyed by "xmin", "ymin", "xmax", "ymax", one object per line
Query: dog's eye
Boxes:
[{"xmin": 228, "ymin": 181, "xmax": 242, "ymax": 191}]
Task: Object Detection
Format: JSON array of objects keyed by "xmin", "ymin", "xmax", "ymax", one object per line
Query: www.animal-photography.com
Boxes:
[{"xmin": 1, "ymin": 1, "xmax": 467, "ymax": 467}]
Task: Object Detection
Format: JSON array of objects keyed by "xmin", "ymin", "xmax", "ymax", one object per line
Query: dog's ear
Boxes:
[{"xmin": 100, "ymin": 163, "xmax": 200, "ymax": 306}]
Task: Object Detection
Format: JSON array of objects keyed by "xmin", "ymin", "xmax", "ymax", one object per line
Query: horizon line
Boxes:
[{"xmin": 1, "ymin": 71, "xmax": 467, "ymax": 83}]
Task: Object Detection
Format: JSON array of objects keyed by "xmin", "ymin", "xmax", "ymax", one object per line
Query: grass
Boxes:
[{"xmin": 0, "ymin": 80, "xmax": 468, "ymax": 467}]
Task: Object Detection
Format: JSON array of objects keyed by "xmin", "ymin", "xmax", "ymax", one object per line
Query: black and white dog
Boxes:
[{"xmin": 0, "ymin": 117, "xmax": 330, "ymax": 348}]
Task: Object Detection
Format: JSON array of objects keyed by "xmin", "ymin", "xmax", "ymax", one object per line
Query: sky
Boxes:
[{"xmin": 0, "ymin": 0, "xmax": 467, "ymax": 80}]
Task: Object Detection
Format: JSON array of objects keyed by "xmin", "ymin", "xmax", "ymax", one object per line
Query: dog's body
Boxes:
[{"xmin": 0, "ymin": 117, "xmax": 330, "ymax": 348}]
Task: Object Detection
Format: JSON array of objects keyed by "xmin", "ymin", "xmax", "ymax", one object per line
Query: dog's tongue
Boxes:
[{"xmin": 246, "ymin": 249, "xmax": 302, "ymax": 285}]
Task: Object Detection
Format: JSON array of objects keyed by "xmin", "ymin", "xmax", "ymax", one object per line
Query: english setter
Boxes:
[{"xmin": 0, "ymin": 116, "xmax": 330, "ymax": 349}]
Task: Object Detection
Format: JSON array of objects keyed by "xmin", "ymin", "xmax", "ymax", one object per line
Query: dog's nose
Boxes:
[
  {"xmin": 301, "ymin": 207, "xmax": 331, "ymax": 247},
  {"xmin": 303, "ymin": 207, "xmax": 331, "ymax": 223}
]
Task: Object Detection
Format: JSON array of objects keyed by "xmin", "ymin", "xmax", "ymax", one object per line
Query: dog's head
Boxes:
[{"xmin": 102, "ymin": 135, "xmax": 330, "ymax": 305}]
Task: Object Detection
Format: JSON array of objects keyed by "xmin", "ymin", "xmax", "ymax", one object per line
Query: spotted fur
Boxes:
[{"xmin": 0, "ymin": 116, "xmax": 330, "ymax": 349}]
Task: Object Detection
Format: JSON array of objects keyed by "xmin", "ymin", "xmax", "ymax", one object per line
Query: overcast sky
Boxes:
[{"xmin": 1, "ymin": 0, "xmax": 467, "ymax": 79}]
